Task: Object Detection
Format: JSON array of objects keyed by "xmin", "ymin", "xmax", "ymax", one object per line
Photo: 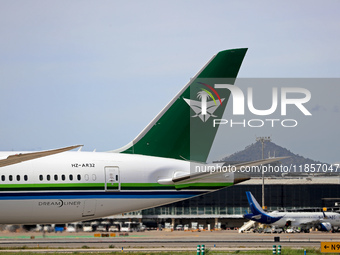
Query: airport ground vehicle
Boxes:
[
  {"xmin": 82, "ymin": 223, "xmax": 93, "ymax": 232},
  {"xmin": 121, "ymin": 222, "xmax": 140, "ymax": 232},
  {"xmin": 96, "ymin": 224, "xmax": 108, "ymax": 232},
  {"xmin": 54, "ymin": 224, "xmax": 65, "ymax": 232},
  {"xmin": 175, "ymin": 224, "xmax": 183, "ymax": 230},
  {"xmin": 108, "ymin": 225, "xmax": 119, "ymax": 232},
  {"xmin": 66, "ymin": 224, "xmax": 76, "ymax": 233}
]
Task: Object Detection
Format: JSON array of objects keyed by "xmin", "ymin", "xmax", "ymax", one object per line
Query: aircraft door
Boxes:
[
  {"xmin": 105, "ymin": 166, "xmax": 120, "ymax": 191},
  {"xmin": 82, "ymin": 200, "xmax": 97, "ymax": 217}
]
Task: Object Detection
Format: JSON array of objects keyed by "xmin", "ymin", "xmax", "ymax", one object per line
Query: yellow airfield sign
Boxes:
[{"xmin": 321, "ymin": 242, "xmax": 340, "ymax": 253}]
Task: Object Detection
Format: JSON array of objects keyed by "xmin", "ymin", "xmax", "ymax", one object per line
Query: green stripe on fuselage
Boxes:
[{"xmin": 0, "ymin": 183, "xmax": 104, "ymax": 191}]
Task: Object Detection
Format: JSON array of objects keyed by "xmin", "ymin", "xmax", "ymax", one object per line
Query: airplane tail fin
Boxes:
[
  {"xmin": 113, "ymin": 48, "xmax": 248, "ymax": 162},
  {"xmin": 244, "ymin": 191, "xmax": 284, "ymax": 224},
  {"xmin": 246, "ymin": 191, "xmax": 265, "ymax": 215},
  {"xmin": 322, "ymin": 211, "xmax": 328, "ymax": 219}
]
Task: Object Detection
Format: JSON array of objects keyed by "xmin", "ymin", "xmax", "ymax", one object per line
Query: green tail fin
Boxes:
[{"xmin": 114, "ymin": 48, "xmax": 247, "ymax": 162}]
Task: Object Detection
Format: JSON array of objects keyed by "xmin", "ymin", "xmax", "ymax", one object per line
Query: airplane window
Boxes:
[
  {"xmin": 116, "ymin": 175, "xmax": 118, "ymax": 181},
  {"xmin": 47, "ymin": 175, "xmax": 51, "ymax": 181},
  {"xmin": 16, "ymin": 175, "xmax": 20, "ymax": 181},
  {"xmin": 9, "ymin": 175, "xmax": 13, "ymax": 181},
  {"xmin": 92, "ymin": 174, "xmax": 96, "ymax": 181},
  {"xmin": 69, "ymin": 174, "xmax": 73, "ymax": 181},
  {"xmin": 39, "ymin": 175, "xmax": 43, "ymax": 181},
  {"xmin": 24, "ymin": 175, "xmax": 28, "ymax": 181},
  {"xmin": 77, "ymin": 174, "xmax": 81, "ymax": 181},
  {"xmin": 62, "ymin": 175, "xmax": 65, "ymax": 181},
  {"xmin": 85, "ymin": 174, "xmax": 89, "ymax": 181},
  {"xmin": 1, "ymin": 175, "xmax": 5, "ymax": 181},
  {"xmin": 54, "ymin": 175, "xmax": 58, "ymax": 181}
]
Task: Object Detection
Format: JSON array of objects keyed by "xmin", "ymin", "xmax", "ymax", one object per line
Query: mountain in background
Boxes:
[{"xmin": 219, "ymin": 141, "xmax": 329, "ymax": 173}]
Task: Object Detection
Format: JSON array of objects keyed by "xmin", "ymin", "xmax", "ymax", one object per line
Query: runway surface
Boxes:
[{"xmin": 0, "ymin": 230, "xmax": 338, "ymax": 252}]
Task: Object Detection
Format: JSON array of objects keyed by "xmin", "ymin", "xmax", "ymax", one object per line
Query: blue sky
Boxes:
[{"xmin": 0, "ymin": 1, "xmax": 339, "ymax": 163}]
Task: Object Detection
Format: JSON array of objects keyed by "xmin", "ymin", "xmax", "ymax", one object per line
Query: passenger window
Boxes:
[
  {"xmin": 77, "ymin": 174, "xmax": 81, "ymax": 181},
  {"xmin": 9, "ymin": 175, "xmax": 13, "ymax": 181},
  {"xmin": 85, "ymin": 174, "xmax": 89, "ymax": 181},
  {"xmin": 92, "ymin": 174, "xmax": 96, "ymax": 181},
  {"xmin": 69, "ymin": 174, "xmax": 73, "ymax": 181},
  {"xmin": 62, "ymin": 175, "xmax": 65, "ymax": 181},
  {"xmin": 54, "ymin": 175, "xmax": 58, "ymax": 181},
  {"xmin": 39, "ymin": 175, "xmax": 43, "ymax": 181},
  {"xmin": 47, "ymin": 175, "xmax": 51, "ymax": 181},
  {"xmin": 24, "ymin": 175, "xmax": 28, "ymax": 181},
  {"xmin": 1, "ymin": 175, "xmax": 5, "ymax": 181},
  {"xmin": 16, "ymin": 175, "xmax": 20, "ymax": 181}
]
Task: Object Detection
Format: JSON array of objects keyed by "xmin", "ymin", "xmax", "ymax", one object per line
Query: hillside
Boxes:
[{"xmin": 218, "ymin": 141, "xmax": 330, "ymax": 176}]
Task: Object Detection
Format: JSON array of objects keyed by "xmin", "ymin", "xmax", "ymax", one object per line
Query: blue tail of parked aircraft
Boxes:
[
  {"xmin": 243, "ymin": 191, "xmax": 283, "ymax": 224},
  {"xmin": 246, "ymin": 191, "xmax": 265, "ymax": 215}
]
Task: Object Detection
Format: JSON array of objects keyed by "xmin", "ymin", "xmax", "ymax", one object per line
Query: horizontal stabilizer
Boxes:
[
  {"xmin": 0, "ymin": 145, "xmax": 83, "ymax": 168},
  {"xmin": 158, "ymin": 157, "xmax": 287, "ymax": 186},
  {"xmin": 177, "ymin": 157, "xmax": 287, "ymax": 183}
]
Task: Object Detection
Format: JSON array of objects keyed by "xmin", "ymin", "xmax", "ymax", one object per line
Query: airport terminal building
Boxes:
[{"xmin": 116, "ymin": 177, "xmax": 340, "ymax": 228}]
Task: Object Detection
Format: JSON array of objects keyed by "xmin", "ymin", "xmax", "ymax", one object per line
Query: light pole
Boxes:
[{"xmin": 256, "ymin": 136, "xmax": 271, "ymax": 209}]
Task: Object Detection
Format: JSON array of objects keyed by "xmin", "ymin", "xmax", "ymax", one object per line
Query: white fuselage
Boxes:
[
  {"xmin": 269, "ymin": 211, "xmax": 340, "ymax": 228},
  {"xmin": 0, "ymin": 151, "xmax": 233, "ymax": 224}
]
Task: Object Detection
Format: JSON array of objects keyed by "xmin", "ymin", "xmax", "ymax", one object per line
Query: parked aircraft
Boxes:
[
  {"xmin": 244, "ymin": 191, "xmax": 340, "ymax": 232},
  {"xmin": 0, "ymin": 48, "xmax": 283, "ymax": 224}
]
